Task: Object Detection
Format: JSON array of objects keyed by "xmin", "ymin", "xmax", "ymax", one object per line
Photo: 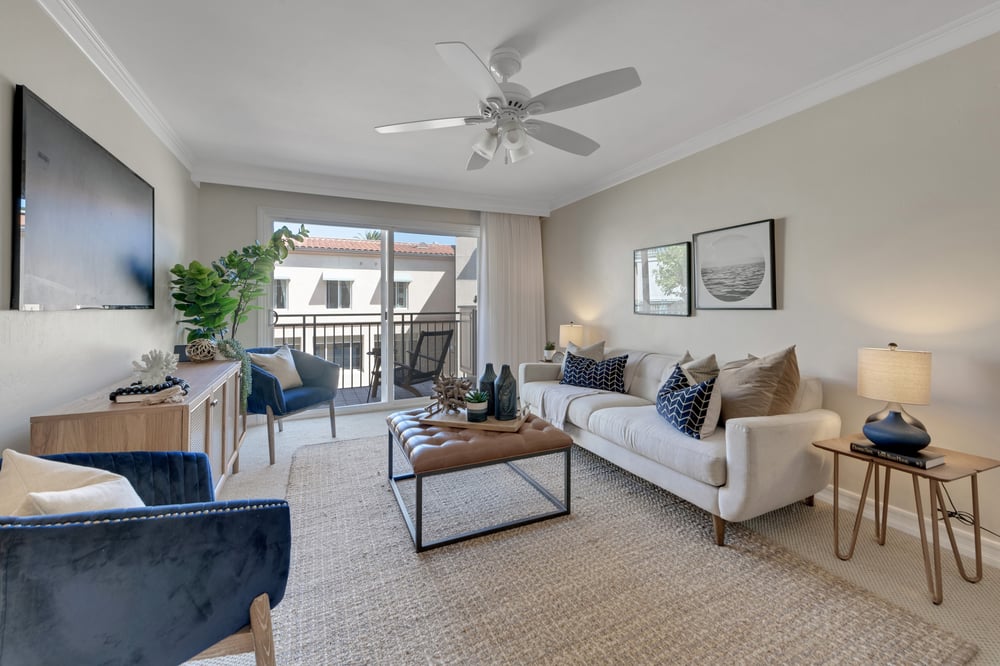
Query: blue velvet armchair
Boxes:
[
  {"xmin": 246, "ymin": 346, "xmax": 339, "ymax": 464},
  {"xmin": 0, "ymin": 451, "xmax": 291, "ymax": 666}
]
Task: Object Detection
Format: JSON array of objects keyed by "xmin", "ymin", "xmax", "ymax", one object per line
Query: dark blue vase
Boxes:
[
  {"xmin": 494, "ymin": 364, "xmax": 518, "ymax": 421},
  {"xmin": 479, "ymin": 362, "xmax": 497, "ymax": 416},
  {"xmin": 863, "ymin": 410, "xmax": 931, "ymax": 452}
]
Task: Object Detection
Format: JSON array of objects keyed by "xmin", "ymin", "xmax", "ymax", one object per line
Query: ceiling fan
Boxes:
[{"xmin": 375, "ymin": 42, "xmax": 641, "ymax": 170}]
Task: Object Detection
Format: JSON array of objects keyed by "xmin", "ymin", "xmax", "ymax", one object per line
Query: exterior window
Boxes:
[
  {"xmin": 394, "ymin": 281, "xmax": 409, "ymax": 309},
  {"xmin": 274, "ymin": 279, "xmax": 289, "ymax": 310},
  {"xmin": 326, "ymin": 280, "xmax": 352, "ymax": 309},
  {"xmin": 333, "ymin": 342, "xmax": 362, "ymax": 370}
]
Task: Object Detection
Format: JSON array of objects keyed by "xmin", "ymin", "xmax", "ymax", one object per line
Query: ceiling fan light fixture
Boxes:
[
  {"xmin": 472, "ymin": 131, "xmax": 499, "ymax": 160},
  {"xmin": 507, "ymin": 142, "xmax": 533, "ymax": 164}
]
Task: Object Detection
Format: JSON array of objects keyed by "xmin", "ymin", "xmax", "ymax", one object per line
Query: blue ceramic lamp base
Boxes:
[{"xmin": 863, "ymin": 408, "xmax": 931, "ymax": 453}]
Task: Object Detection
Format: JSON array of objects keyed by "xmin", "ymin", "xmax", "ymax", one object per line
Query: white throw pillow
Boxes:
[
  {"xmin": 0, "ymin": 449, "xmax": 145, "ymax": 516},
  {"xmin": 249, "ymin": 345, "xmax": 304, "ymax": 390},
  {"xmin": 20, "ymin": 478, "xmax": 145, "ymax": 516}
]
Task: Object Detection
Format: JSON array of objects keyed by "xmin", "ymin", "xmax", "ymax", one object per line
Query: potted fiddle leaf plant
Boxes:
[
  {"xmin": 170, "ymin": 225, "xmax": 308, "ymax": 409},
  {"xmin": 465, "ymin": 390, "xmax": 490, "ymax": 423}
]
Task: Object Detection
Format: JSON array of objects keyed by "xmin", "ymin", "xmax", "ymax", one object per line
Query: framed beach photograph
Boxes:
[
  {"xmin": 693, "ymin": 219, "xmax": 775, "ymax": 310},
  {"xmin": 634, "ymin": 241, "xmax": 691, "ymax": 316}
]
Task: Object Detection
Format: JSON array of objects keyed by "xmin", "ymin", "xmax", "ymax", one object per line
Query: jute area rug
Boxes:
[{"xmin": 270, "ymin": 436, "xmax": 977, "ymax": 665}]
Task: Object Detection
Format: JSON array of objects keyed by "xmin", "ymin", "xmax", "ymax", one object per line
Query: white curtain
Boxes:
[{"xmin": 477, "ymin": 212, "xmax": 546, "ymax": 373}]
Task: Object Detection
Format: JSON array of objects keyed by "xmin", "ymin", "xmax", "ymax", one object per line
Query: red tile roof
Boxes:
[{"xmin": 293, "ymin": 237, "xmax": 454, "ymax": 256}]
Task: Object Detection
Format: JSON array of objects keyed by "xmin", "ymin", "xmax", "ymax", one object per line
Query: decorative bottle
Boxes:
[
  {"xmin": 494, "ymin": 364, "xmax": 518, "ymax": 421},
  {"xmin": 479, "ymin": 362, "xmax": 497, "ymax": 416}
]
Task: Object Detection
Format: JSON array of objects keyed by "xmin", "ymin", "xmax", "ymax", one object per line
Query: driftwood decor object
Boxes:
[{"xmin": 427, "ymin": 375, "xmax": 473, "ymax": 415}]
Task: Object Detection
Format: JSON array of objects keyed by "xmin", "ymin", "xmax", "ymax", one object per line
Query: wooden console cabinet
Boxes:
[{"xmin": 30, "ymin": 361, "xmax": 246, "ymax": 494}]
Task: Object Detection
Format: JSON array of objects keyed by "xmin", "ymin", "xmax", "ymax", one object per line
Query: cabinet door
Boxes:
[
  {"xmin": 207, "ymin": 386, "xmax": 225, "ymax": 486},
  {"xmin": 188, "ymin": 400, "xmax": 208, "ymax": 455}
]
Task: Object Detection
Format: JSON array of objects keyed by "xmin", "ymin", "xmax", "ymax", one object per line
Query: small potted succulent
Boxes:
[
  {"xmin": 465, "ymin": 390, "xmax": 490, "ymax": 423},
  {"xmin": 543, "ymin": 341, "xmax": 557, "ymax": 362}
]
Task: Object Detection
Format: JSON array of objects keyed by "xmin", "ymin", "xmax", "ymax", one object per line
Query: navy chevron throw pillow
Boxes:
[
  {"xmin": 560, "ymin": 353, "xmax": 627, "ymax": 393},
  {"xmin": 656, "ymin": 371, "xmax": 719, "ymax": 439}
]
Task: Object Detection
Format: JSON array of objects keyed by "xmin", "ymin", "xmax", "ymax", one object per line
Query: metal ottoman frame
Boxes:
[{"xmin": 387, "ymin": 431, "xmax": 571, "ymax": 552}]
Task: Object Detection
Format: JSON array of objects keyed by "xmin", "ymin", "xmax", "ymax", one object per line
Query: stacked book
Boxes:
[{"xmin": 850, "ymin": 441, "xmax": 945, "ymax": 469}]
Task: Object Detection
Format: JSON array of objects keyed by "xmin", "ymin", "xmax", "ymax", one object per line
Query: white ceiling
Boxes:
[{"xmin": 43, "ymin": 0, "xmax": 1000, "ymax": 215}]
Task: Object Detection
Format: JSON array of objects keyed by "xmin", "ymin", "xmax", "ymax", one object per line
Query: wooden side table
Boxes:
[{"xmin": 813, "ymin": 436, "xmax": 1000, "ymax": 604}]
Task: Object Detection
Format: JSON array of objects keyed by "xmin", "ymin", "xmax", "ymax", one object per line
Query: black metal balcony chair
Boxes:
[{"xmin": 393, "ymin": 329, "xmax": 454, "ymax": 397}]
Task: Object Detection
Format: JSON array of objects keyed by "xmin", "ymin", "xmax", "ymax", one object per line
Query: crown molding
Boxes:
[
  {"xmin": 191, "ymin": 162, "xmax": 552, "ymax": 217},
  {"xmin": 550, "ymin": 2, "xmax": 1000, "ymax": 211},
  {"xmin": 35, "ymin": 0, "xmax": 194, "ymax": 170},
  {"xmin": 39, "ymin": 0, "xmax": 1000, "ymax": 216}
]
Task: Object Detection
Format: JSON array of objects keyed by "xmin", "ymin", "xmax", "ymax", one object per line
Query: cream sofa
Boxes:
[{"xmin": 519, "ymin": 349, "xmax": 842, "ymax": 544}]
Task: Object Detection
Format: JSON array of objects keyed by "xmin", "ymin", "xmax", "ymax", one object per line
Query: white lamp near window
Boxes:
[{"xmin": 857, "ymin": 343, "xmax": 932, "ymax": 452}]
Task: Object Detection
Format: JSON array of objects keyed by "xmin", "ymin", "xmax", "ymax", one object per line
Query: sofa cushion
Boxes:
[
  {"xmin": 565, "ymin": 392, "xmax": 651, "ymax": 429},
  {"xmin": 717, "ymin": 346, "xmax": 800, "ymax": 421},
  {"xmin": 587, "ymin": 406, "xmax": 727, "ymax": 486},
  {"xmin": 561, "ymin": 353, "xmax": 627, "ymax": 392},
  {"xmin": 604, "ymin": 349, "xmax": 691, "ymax": 402}
]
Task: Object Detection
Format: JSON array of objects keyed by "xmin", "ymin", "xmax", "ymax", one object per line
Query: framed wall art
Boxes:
[
  {"xmin": 634, "ymin": 241, "xmax": 691, "ymax": 316},
  {"xmin": 693, "ymin": 219, "xmax": 775, "ymax": 310}
]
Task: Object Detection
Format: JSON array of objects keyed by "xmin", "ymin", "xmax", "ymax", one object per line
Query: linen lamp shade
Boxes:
[
  {"xmin": 559, "ymin": 323, "xmax": 584, "ymax": 348},
  {"xmin": 857, "ymin": 346, "xmax": 931, "ymax": 405}
]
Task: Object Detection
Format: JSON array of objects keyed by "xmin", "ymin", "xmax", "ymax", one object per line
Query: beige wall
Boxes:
[
  {"xmin": 195, "ymin": 183, "xmax": 478, "ymax": 345},
  {"xmin": 0, "ymin": 2, "xmax": 198, "ymax": 452},
  {"xmin": 543, "ymin": 34, "xmax": 1000, "ymax": 529}
]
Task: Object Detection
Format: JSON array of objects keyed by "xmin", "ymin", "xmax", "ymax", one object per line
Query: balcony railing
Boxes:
[{"xmin": 272, "ymin": 309, "xmax": 477, "ymax": 406}]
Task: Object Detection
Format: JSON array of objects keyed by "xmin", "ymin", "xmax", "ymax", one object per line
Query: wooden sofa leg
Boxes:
[
  {"xmin": 712, "ymin": 515, "xmax": 726, "ymax": 546},
  {"xmin": 265, "ymin": 407, "xmax": 276, "ymax": 465},
  {"xmin": 802, "ymin": 495, "xmax": 815, "ymax": 507}
]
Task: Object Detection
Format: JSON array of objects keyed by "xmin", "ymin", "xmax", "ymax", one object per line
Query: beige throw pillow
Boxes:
[
  {"xmin": 0, "ymin": 449, "xmax": 145, "ymax": 516},
  {"xmin": 249, "ymin": 345, "xmax": 303, "ymax": 390},
  {"xmin": 717, "ymin": 346, "xmax": 800, "ymax": 422},
  {"xmin": 681, "ymin": 354, "xmax": 719, "ymax": 384}
]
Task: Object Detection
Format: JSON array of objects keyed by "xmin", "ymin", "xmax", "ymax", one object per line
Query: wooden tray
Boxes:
[{"xmin": 417, "ymin": 409, "xmax": 527, "ymax": 432}]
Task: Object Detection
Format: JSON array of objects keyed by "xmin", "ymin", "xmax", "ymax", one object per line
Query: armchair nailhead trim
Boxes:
[{"xmin": 0, "ymin": 501, "xmax": 288, "ymax": 528}]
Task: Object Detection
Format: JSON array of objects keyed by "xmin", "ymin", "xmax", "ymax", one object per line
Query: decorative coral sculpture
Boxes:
[
  {"xmin": 132, "ymin": 349, "xmax": 179, "ymax": 385},
  {"xmin": 427, "ymin": 375, "xmax": 473, "ymax": 415}
]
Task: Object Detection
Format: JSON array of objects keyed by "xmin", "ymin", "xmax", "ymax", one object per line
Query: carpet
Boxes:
[{"xmin": 267, "ymin": 436, "xmax": 977, "ymax": 665}]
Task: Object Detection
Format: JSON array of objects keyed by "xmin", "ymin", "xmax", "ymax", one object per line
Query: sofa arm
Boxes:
[
  {"xmin": 291, "ymin": 349, "xmax": 340, "ymax": 391},
  {"xmin": 247, "ymin": 364, "xmax": 287, "ymax": 416},
  {"xmin": 0, "ymin": 499, "xmax": 290, "ymax": 666},
  {"xmin": 717, "ymin": 408, "xmax": 842, "ymax": 522},
  {"xmin": 519, "ymin": 362, "xmax": 561, "ymax": 387}
]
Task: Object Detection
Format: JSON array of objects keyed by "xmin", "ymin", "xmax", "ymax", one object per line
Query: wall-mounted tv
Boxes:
[{"xmin": 11, "ymin": 85, "xmax": 154, "ymax": 311}]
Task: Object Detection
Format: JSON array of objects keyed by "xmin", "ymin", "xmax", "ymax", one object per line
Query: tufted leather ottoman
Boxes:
[{"xmin": 387, "ymin": 408, "xmax": 573, "ymax": 551}]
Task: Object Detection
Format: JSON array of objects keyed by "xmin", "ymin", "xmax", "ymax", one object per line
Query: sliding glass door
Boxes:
[{"xmin": 262, "ymin": 215, "xmax": 478, "ymax": 411}]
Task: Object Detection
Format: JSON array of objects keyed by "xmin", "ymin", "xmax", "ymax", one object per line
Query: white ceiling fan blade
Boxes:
[
  {"xmin": 435, "ymin": 41, "xmax": 507, "ymax": 105},
  {"xmin": 523, "ymin": 120, "xmax": 600, "ymax": 156},
  {"xmin": 375, "ymin": 116, "xmax": 488, "ymax": 134},
  {"xmin": 467, "ymin": 151, "xmax": 490, "ymax": 170},
  {"xmin": 528, "ymin": 67, "xmax": 640, "ymax": 115}
]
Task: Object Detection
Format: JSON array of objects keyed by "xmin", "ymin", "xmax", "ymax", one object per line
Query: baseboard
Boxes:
[{"xmin": 816, "ymin": 485, "xmax": 1000, "ymax": 571}]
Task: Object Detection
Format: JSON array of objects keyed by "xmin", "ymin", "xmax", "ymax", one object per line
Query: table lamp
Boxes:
[
  {"xmin": 857, "ymin": 343, "xmax": 932, "ymax": 452},
  {"xmin": 559, "ymin": 322, "xmax": 585, "ymax": 349}
]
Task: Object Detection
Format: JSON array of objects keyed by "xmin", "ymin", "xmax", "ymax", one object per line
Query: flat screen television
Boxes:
[{"xmin": 11, "ymin": 85, "xmax": 154, "ymax": 311}]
